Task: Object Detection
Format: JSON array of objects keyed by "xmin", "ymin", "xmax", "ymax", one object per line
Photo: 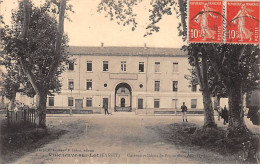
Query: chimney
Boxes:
[
  {"xmin": 144, "ymin": 43, "xmax": 147, "ymax": 49},
  {"xmin": 101, "ymin": 42, "xmax": 104, "ymax": 48}
]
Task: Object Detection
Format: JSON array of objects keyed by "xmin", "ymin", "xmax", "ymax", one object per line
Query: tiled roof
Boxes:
[{"xmin": 67, "ymin": 46, "xmax": 188, "ymax": 57}]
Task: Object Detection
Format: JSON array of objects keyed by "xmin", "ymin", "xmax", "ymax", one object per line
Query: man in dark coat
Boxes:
[
  {"xmin": 222, "ymin": 105, "xmax": 228, "ymax": 125},
  {"xmin": 181, "ymin": 102, "xmax": 188, "ymax": 122},
  {"xmin": 103, "ymin": 103, "xmax": 109, "ymax": 115}
]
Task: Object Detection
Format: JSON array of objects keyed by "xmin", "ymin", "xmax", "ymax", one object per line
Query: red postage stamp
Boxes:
[
  {"xmin": 226, "ymin": 1, "xmax": 260, "ymax": 44},
  {"xmin": 188, "ymin": 0, "xmax": 223, "ymax": 43}
]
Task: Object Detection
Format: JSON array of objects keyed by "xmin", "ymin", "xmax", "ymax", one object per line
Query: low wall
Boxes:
[
  {"xmin": 45, "ymin": 108, "xmax": 204, "ymax": 114},
  {"xmin": 47, "ymin": 109, "xmax": 95, "ymax": 114}
]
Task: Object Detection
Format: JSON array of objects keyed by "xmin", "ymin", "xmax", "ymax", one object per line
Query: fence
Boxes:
[{"xmin": 6, "ymin": 107, "xmax": 36, "ymax": 127}]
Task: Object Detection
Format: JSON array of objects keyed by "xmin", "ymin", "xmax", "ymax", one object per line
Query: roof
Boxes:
[{"xmin": 67, "ymin": 46, "xmax": 188, "ymax": 57}]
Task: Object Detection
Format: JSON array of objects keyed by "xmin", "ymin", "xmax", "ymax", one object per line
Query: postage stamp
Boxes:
[
  {"xmin": 188, "ymin": 0, "xmax": 223, "ymax": 43},
  {"xmin": 226, "ymin": 1, "xmax": 260, "ymax": 44}
]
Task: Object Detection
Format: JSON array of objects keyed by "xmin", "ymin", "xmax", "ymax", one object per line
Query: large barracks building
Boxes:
[{"xmin": 17, "ymin": 45, "xmax": 205, "ymax": 114}]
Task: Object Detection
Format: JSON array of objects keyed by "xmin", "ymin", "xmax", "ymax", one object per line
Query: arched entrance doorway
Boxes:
[{"xmin": 115, "ymin": 83, "xmax": 132, "ymax": 112}]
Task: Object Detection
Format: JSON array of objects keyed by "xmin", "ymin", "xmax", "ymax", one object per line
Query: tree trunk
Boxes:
[
  {"xmin": 226, "ymin": 81, "xmax": 249, "ymax": 138},
  {"xmin": 35, "ymin": 92, "xmax": 47, "ymax": 128},
  {"xmin": 201, "ymin": 55, "xmax": 216, "ymax": 128},
  {"xmin": 202, "ymin": 91, "xmax": 216, "ymax": 127},
  {"xmin": 192, "ymin": 53, "xmax": 216, "ymax": 128}
]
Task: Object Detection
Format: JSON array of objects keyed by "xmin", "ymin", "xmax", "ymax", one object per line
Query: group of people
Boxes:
[
  {"xmin": 216, "ymin": 105, "xmax": 229, "ymax": 125},
  {"xmin": 181, "ymin": 102, "xmax": 230, "ymax": 125},
  {"xmin": 103, "ymin": 101, "xmax": 231, "ymax": 125}
]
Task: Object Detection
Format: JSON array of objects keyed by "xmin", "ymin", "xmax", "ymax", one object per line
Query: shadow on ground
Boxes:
[
  {"xmin": 0, "ymin": 119, "xmax": 67, "ymax": 164},
  {"xmin": 147, "ymin": 122, "xmax": 260, "ymax": 164}
]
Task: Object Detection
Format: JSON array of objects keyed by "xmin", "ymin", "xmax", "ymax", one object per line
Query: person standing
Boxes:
[
  {"xmin": 181, "ymin": 102, "xmax": 188, "ymax": 122},
  {"xmin": 103, "ymin": 103, "xmax": 109, "ymax": 115},
  {"xmin": 217, "ymin": 105, "xmax": 222, "ymax": 121},
  {"xmin": 222, "ymin": 105, "xmax": 228, "ymax": 125}
]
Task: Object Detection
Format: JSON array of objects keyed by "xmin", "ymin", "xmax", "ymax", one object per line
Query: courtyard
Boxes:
[{"xmin": 1, "ymin": 113, "xmax": 257, "ymax": 164}]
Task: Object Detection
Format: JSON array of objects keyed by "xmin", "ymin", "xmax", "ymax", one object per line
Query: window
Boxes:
[
  {"xmin": 138, "ymin": 98, "xmax": 143, "ymax": 109},
  {"xmin": 121, "ymin": 61, "xmax": 126, "ymax": 71},
  {"xmin": 87, "ymin": 61, "xmax": 92, "ymax": 71},
  {"xmin": 103, "ymin": 61, "xmax": 109, "ymax": 71},
  {"xmin": 154, "ymin": 81, "xmax": 160, "ymax": 91},
  {"xmin": 68, "ymin": 79, "xmax": 74, "ymax": 90},
  {"xmin": 155, "ymin": 62, "xmax": 160, "ymax": 72},
  {"xmin": 139, "ymin": 62, "xmax": 144, "ymax": 72},
  {"xmin": 68, "ymin": 62, "xmax": 74, "ymax": 71},
  {"xmin": 68, "ymin": 97, "xmax": 74, "ymax": 106},
  {"xmin": 172, "ymin": 81, "xmax": 178, "ymax": 92},
  {"xmin": 192, "ymin": 85, "xmax": 197, "ymax": 92},
  {"xmin": 173, "ymin": 62, "xmax": 178, "ymax": 72},
  {"xmin": 49, "ymin": 97, "xmax": 54, "ymax": 106},
  {"xmin": 86, "ymin": 98, "xmax": 92, "ymax": 107},
  {"xmin": 191, "ymin": 99, "xmax": 197, "ymax": 108},
  {"xmin": 154, "ymin": 99, "xmax": 160, "ymax": 108},
  {"xmin": 86, "ymin": 79, "xmax": 92, "ymax": 90}
]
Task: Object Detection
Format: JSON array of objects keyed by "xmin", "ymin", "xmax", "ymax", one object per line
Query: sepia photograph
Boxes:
[{"xmin": 0, "ymin": 0, "xmax": 259, "ymax": 164}]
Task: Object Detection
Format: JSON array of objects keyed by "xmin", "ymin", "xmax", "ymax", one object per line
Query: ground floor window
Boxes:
[
  {"xmin": 191, "ymin": 99, "xmax": 197, "ymax": 108},
  {"xmin": 138, "ymin": 98, "xmax": 143, "ymax": 109},
  {"xmin": 49, "ymin": 97, "xmax": 54, "ymax": 106},
  {"xmin": 154, "ymin": 99, "xmax": 160, "ymax": 108},
  {"xmin": 86, "ymin": 98, "xmax": 92, "ymax": 107},
  {"xmin": 68, "ymin": 97, "xmax": 74, "ymax": 106}
]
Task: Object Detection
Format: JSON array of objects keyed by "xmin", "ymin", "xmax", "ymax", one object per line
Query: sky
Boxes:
[{"xmin": 0, "ymin": 0, "xmax": 184, "ymax": 48}]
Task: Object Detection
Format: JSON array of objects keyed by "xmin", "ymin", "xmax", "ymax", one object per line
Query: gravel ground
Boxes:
[{"xmin": 8, "ymin": 113, "xmax": 259, "ymax": 164}]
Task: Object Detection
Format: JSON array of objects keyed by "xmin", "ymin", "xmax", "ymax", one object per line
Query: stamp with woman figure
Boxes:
[
  {"xmin": 188, "ymin": 0, "xmax": 223, "ymax": 43},
  {"xmin": 226, "ymin": 1, "xmax": 260, "ymax": 44}
]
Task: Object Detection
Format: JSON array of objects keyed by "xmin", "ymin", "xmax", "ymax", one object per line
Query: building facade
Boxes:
[{"xmin": 40, "ymin": 46, "xmax": 203, "ymax": 114}]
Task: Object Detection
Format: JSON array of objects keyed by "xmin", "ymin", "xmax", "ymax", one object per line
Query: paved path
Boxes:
[{"xmin": 14, "ymin": 113, "xmax": 259, "ymax": 164}]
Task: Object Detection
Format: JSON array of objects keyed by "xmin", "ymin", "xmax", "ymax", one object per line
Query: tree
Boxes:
[
  {"xmin": 184, "ymin": 44, "xmax": 218, "ymax": 128},
  {"xmin": 205, "ymin": 44, "xmax": 259, "ymax": 137},
  {"xmin": 0, "ymin": 0, "xmax": 69, "ymax": 128}
]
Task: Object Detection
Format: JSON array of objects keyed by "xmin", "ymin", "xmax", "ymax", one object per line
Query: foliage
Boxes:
[
  {"xmin": 0, "ymin": 1, "xmax": 71, "ymax": 99},
  {"xmin": 98, "ymin": 0, "xmax": 140, "ymax": 31},
  {"xmin": 1, "ymin": 63, "xmax": 22, "ymax": 100}
]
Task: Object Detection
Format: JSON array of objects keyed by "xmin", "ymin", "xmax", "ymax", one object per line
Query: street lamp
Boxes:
[{"xmin": 69, "ymin": 83, "xmax": 74, "ymax": 116}]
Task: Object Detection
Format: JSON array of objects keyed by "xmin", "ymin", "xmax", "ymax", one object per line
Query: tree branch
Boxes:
[
  {"xmin": 204, "ymin": 45, "xmax": 227, "ymax": 86},
  {"xmin": 178, "ymin": 0, "xmax": 187, "ymax": 35},
  {"xmin": 201, "ymin": 54, "xmax": 209, "ymax": 91},
  {"xmin": 18, "ymin": 0, "xmax": 30, "ymax": 39},
  {"xmin": 192, "ymin": 51, "xmax": 204, "ymax": 90},
  {"xmin": 238, "ymin": 45, "xmax": 246, "ymax": 60},
  {"xmin": 18, "ymin": 0, "xmax": 40, "ymax": 93},
  {"xmin": 20, "ymin": 58, "xmax": 40, "ymax": 93},
  {"xmin": 47, "ymin": 0, "xmax": 67, "ymax": 80}
]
